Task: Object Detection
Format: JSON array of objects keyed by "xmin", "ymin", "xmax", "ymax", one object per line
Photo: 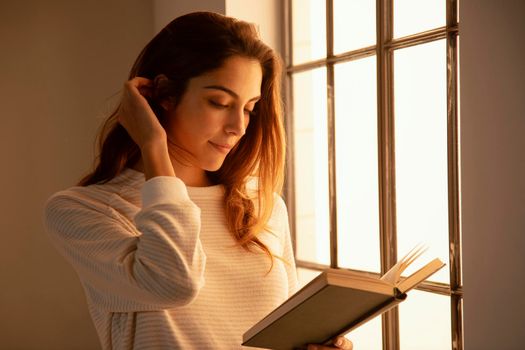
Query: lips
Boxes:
[{"xmin": 209, "ymin": 141, "xmax": 233, "ymax": 154}]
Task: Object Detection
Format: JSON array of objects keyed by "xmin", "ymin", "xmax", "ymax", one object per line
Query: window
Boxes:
[{"xmin": 283, "ymin": 1, "xmax": 462, "ymax": 349}]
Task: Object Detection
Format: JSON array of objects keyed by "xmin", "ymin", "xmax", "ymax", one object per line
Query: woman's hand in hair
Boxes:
[
  {"xmin": 118, "ymin": 77, "xmax": 175, "ymax": 179},
  {"xmin": 307, "ymin": 337, "xmax": 354, "ymax": 350},
  {"xmin": 118, "ymin": 77, "xmax": 167, "ymax": 150}
]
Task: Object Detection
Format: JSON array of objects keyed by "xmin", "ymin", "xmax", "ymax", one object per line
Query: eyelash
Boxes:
[{"xmin": 209, "ymin": 100, "xmax": 255, "ymax": 116}]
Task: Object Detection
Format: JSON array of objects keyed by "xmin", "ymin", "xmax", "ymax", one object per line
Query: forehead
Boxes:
[{"xmin": 191, "ymin": 56, "xmax": 263, "ymax": 99}]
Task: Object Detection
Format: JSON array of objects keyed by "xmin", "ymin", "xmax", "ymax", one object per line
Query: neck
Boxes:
[{"xmin": 132, "ymin": 158, "xmax": 211, "ymax": 187}]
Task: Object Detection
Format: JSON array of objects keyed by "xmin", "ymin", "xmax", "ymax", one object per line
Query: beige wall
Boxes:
[
  {"xmin": 153, "ymin": 0, "xmax": 225, "ymax": 33},
  {"xmin": 0, "ymin": 1, "xmax": 152, "ymax": 348},
  {"xmin": 152, "ymin": 0, "xmax": 282, "ymax": 50},
  {"xmin": 460, "ymin": 0, "xmax": 525, "ymax": 348},
  {"xmin": 226, "ymin": 0, "xmax": 283, "ymax": 53}
]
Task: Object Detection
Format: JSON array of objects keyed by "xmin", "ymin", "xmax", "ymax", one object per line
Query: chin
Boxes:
[{"xmin": 202, "ymin": 159, "xmax": 226, "ymax": 172}]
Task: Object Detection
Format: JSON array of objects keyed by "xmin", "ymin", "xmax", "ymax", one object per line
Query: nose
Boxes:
[{"xmin": 225, "ymin": 107, "xmax": 248, "ymax": 136}]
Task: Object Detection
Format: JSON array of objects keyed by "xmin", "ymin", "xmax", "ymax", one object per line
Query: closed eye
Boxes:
[
  {"xmin": 246, "ymin": 102, "xmax": 259, "ymax": 117},
  {"xmin": 209, "ymin": 100, "xmax": 229, "ymax": 108},
  {"xmin": 210, "ymin": 100, "xmax": 255, "ymax": 115}
]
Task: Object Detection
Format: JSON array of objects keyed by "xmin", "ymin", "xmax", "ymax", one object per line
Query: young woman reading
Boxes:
[{"xmin": 44, "ymin": 11, "xmax": 353, "ymax": 350}]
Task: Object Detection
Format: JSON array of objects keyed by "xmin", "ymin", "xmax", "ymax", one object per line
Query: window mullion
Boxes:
[
  {"xmin": 325, "ymin": 0, "xmax": 338, "ymax": 269},
  {"xmin": 282, "ymin": 0, "xmax": 297, "ymax": 256},
  {"xmin": 377, "ymin": 0, "xmax": 399, "ymax": 349},
  {"xmin": 446, "ymin": 0, "xmax": 463, "ymax": 349}
]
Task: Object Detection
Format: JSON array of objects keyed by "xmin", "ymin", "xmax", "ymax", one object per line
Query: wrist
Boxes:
[
  {"xmin": 141, "ymin": 138, "xmax": 168, "ymax": 154},
  {"xmin": 140, "ymin": 140, "xmax": 176, "ymax": 180}
]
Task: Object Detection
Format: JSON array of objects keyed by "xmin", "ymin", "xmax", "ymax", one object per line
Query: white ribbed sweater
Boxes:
[{"xmin": 44, "ymin": 168, "xmax": 298, "ymax": 349}]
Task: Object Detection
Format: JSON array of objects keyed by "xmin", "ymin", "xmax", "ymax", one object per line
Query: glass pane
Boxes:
[
  {"xmin": 394, "ymin": 0, "xmax": 445, "ymax": 39},
  {"xmin": 334, "ymin": 56, "xmax": 380, "ymax": 273},
  {"xmin": 394, "ymin": 40, "xmax": 449, "ymax": 283},
  {"xmin": 293, "ymin": 68, "xmax": 330, "ymax": 265},
  {"xmin": 333, "ymin": 0, "xmax": 376, "ymax": 54},
  {"xmin": 399, "ymin": 290, "xmax": 452, "ymax": 350},
  {"xmin": 297, "ymin": 267, "xmax": 322, "ymax": 289},
  {"xmin": 346, "ymin": 314, "xmax": 382, "ymax": 350},
  {"xmin": 292, "ymin": 0, "xmax": 326, "ymax": 64}
]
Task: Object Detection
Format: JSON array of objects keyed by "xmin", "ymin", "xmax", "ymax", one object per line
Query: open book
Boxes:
[{"xmin": 242, "ymin": 245, "xmax": 445, "ymax": 350}]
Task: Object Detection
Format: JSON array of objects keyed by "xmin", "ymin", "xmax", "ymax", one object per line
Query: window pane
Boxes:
[
  {"xmin": 393, "ymin": 0, "xmax": 445, "ymax": 38},
  {"xmin": 293, "ymin": 68, "xmax": 330, "ymax": 265},
  {"xmin": 333, "ymin": 0, "xmax": 376, "ymax": 54},
  {"xmin": 296, "ymin": 267, "xmax": 322, "ymax": 289},
  {"xmin": 399, "ymin": 290, "xmax": 452, "ymax": 350},
  {"xmin": 394, "ymin": 40, "xmax": 449, "ymax": 283},
  {"xmin": 292, "ymin": 0, "xmax": 326, "ymax": 64},
  {"xmin": 334, "ymin": 57, "xmax": 380, "ymax": 273},
  {"xmin": 346, "ymin": 315, "xmax": 382, "ymax": 350}
]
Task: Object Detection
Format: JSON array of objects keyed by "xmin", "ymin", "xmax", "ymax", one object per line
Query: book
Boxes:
[{"xmin": 242, "ymin": 245, "xmax": 445, "ymax": 350}]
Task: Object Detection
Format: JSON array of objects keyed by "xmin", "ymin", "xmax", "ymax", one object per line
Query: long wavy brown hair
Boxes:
[{"xmin": 79, "ymin": 12, "xmax": 285, "ymax": 267}]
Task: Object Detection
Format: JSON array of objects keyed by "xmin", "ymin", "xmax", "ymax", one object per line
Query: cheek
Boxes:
[
  {"xmin": 175, "ymin": 115, "xmax": 220, "ymax": 146},
  {"xmin": 165, "ymin": 106, "xmax": 200, "ymax": 136},
  {"xmin": 165, "ymin": 100, "xmax": 226, "ymax": 144}
]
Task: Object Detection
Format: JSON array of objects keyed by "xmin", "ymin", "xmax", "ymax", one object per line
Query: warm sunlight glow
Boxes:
[
  {"xmin": 292, "ymin": 3, "xmax": 455, "ymax": 348},
  {"xmin": 292, "ymin": 0, "xmax": 326, "ymax": 64},
  {"xmin": 335, "ymin": 56, "xmax": 380, "ymax": 273},
  {"xmin": 394, "ymin": 40, "xmax": 450, "ymax": 284},
  {"xmin": 394, "ymin": 0, "xmax": 445, "ymax": 38},
  {"xmin": 333, "ymin": 0, "xmax": 376, "ymax": 54},
  {"xmin": 399, "ymin": 290, "xmax": 452, "ymax": 349},
  {"xmin": 293, "ymin": 68, "xmax": 330, "ymax": 265}
]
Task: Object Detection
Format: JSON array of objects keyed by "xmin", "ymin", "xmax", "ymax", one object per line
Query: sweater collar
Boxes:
[{"xmin": 120, "ymin": 167, "xmax": 225, "ymax": 199}]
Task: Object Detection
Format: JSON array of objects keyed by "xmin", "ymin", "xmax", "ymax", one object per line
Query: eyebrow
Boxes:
[{"xmin": 203, "ymin": 85, "xmax": 260, "ymax": 102}]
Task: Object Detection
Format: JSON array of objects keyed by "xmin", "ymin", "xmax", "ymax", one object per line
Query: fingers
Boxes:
[
  {"xmin": 117, "ymin": 77, "xmax": 167, "ymax": 149},
  {"xmin": 334, "ymin": 337, "xmax": 353, "ymax": 349},
  {"xmin": 120, "ymin": 77, "xmax": 154, "ymax": 114},
  {"xmin": 124, "ymin": 77, "xmax": 154, "ymax": 99},
  {"xmin": 307, "ymin": 337, "xmax": 353, "ymax": 350},
  {"xmin": 127, "ymin": 76, "xmax": 154, "ymax": 87}
]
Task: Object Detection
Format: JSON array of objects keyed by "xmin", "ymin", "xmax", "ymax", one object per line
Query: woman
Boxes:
[{"xmin": 44, "ymin": 11, "xmax": 352, "ymax": 350}]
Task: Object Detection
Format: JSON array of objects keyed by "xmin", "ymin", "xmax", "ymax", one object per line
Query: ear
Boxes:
[
  {"xmin": 153, "ymin": 74, "xmax": 175, "ymax": 111},
  {"xmin": 160, "ymin": 99, "xmax": 174, "ymax": 112}
]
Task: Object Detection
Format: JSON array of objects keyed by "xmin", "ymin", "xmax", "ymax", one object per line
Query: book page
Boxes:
[
  {"xmin": 381, "ymin": 244, "xmax": 428, "ymax": 284},
  {"xmin": 396, "ymin": 258, "xmax": 445, "ymax": 293}
]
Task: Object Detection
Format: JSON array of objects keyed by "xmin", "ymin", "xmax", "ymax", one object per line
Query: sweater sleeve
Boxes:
[
  {"xmin": 283, "ymin": 220, "xmax": 298, "ymax": 297},
  {"xmin": 273, "ymin": 195, "xmax": 299, "ymax": 297},
  {"xmin": 43, "ymin": 176, "xmax": 206, "ymax": 312}
]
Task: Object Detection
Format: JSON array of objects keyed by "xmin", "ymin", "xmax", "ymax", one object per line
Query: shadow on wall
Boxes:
[{"xmin": 0, "ymin": 1, "xmax": 152, "ymax": 349}]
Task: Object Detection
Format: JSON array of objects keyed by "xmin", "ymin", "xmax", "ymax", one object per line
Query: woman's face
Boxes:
[{"xmin": 163, "ymin": 55, "xmax": 262, "ymax": 182}]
